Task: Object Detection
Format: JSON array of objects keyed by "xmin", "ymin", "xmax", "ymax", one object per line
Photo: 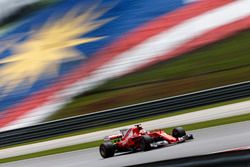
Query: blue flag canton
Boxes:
[{"xmin": 0, "ymin": 0, "xmax": 186, "ymax": 112}]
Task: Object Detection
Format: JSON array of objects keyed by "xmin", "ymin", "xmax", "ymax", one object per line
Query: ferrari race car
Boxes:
[{"xmin": 99, "ymin": 124, "xmax": 193, "ymax": 158}]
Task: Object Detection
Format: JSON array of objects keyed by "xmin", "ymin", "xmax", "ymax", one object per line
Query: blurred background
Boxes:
[{"xmin": 0, "ymin": 0, "xmax": 249, "ymax": 131}]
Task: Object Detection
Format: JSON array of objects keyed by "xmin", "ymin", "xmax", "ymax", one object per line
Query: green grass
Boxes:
[
  {"xmin": 164, "ymin": 113, "xmax": 250, "ymax": 134},
  {"xmin": 1, "ymin": 113, "xmax": 250, "ymax": 164},
  {"xmin": 48, "ymin": 30, "xmax": 250, "ymax": 121},
  {"xmin": 2, "ymin": 97, "xmax": 249, "ymax": 151}
]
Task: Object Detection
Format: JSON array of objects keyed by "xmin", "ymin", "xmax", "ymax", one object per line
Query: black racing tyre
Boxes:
[
  {"xmin": 99, "ymin": 142, "xmax": 115, "ymax": 158},
  {"xmin": 140, "ymin": 135, "xmax": 152, "ymax": 151},
  {"xmin": 172, "ymin": 127, "xmax": 186, "ymax": 138}
]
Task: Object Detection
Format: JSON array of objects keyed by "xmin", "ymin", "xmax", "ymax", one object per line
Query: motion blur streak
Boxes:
[{"xmin": 0, "ymin": 0, "xmax": 250, "ymax": 131}]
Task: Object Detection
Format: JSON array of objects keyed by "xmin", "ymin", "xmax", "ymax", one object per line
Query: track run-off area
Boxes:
[
  {"xmin": 0, "ymin": 100, "xmax": 250, "ymax": 160},
  {"xmin": 2, "ymin": 121, "xmax": 250, "ymax": 167}
]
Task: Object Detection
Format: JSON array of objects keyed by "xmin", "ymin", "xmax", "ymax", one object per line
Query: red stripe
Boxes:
[
  {"xmin": 130, "ymin": 16, "xmax": 250, "ymax": 73},
  {"xmin": 0, "ymin": 0, "xmax": 234, "ymax": 127}
]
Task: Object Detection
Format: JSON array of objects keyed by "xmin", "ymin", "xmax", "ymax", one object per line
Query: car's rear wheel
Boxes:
[
  {"xmin": 140, "ymin": 135, "xmax": 152, "ymax": 151},
  {"xmin": 172, "ymin": 127, "xmax": 186, "ymax": 138},
  {"xmin": 99, "ymin": 142, "xmax": 115, "ymax": 158}
]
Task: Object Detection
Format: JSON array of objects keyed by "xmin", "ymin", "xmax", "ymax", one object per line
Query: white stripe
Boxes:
[
  {"xmin": 3, "ymin": 0, "xmax": 250, "ymax": 131},
  {"xmin": 94, "ymin": 0, "xmax": 250, "ymax": 78}
]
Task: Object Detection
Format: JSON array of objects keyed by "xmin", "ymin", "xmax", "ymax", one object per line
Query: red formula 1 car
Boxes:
[{"xmin": 99, "ymin": 124, "xmax": 193, "ymax": 158}]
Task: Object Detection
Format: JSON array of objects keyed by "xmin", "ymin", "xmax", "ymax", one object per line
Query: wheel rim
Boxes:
[{"xmin": 100, "ymin": 146, "xmax": 106, "ymax": 157}]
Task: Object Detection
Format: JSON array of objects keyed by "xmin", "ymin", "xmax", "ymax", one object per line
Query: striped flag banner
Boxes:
[{"xmin": 0, "ymin": 0, "xmax": 249, "ymax": 131}]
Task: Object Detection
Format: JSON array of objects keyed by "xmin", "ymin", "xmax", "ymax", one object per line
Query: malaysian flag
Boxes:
[{"xmin": 0, "ymin": 0, "xmax": 249, "ymax": 131}]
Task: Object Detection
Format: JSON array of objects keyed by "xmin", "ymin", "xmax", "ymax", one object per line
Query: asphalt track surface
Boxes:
[
  {"xmin": 2, "ymin": 100, "xmax": 249, "ymax": 159},
  {"xmin": 2, "ymin": 121, "xmax": 250, "ymax": 167}
]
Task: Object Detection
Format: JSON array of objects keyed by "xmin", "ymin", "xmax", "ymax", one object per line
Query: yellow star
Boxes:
[{"xmin": 0, "ymin": 4, "xmax": 113, "ymax": 96}]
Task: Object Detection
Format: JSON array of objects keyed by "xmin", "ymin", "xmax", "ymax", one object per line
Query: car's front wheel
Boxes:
[
  {"xmin": 99, "ymin": 142, "xmax": 115, "ymax": 158},
  {"xmin": 172, "ymin": 127, "xmax": 186, "ymax": 138}
]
